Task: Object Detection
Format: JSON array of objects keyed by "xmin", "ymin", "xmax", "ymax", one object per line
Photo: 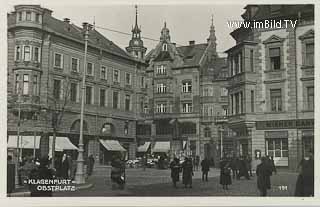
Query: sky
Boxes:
[{"xmin": 6, "ymin": 2, "xmax": 246, "ymax": 57}]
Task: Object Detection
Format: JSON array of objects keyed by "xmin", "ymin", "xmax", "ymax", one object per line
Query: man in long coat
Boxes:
[
  {"xmin": 169, "ymin": 158, "xmax": 181, "ymax": 188},
  {"xmin": 256, "ymin": 157, "xmax": 273, "ymax": 196},
  {"xmin": 295, "ymin": 152, "xmax": 314, "ymax": 196},
  {"xmin": 182, "ymin": 157, "xmax": 193, "ymax": 188},
  {"xmin": 201, "ymin": 157, "xmax": 210, "ymax": 182}
]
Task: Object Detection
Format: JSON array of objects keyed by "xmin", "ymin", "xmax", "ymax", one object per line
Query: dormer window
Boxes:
[
  {"xmin": 156, "ymin": 65, "xmax": 166, "ymax": 75},
  {"xmin": 162, "ymin": 43, "xmax": 168, "ymax": 51}
]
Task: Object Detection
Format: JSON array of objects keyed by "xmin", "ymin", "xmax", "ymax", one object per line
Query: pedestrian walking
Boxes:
[
  {"xmin": 182, "ymin": 157, "xmax": 193, "ymax": 188},
  {"xmin": 29, "ymin": 156, "xmax": 54, "ymax": 197},
  {"xmin": 237, "ymin": 156, "xmax": 250, "ymax": 180},
  {"xmin": 110, "ymin": 156, "xmax": 126, "ymax": 190},
  {"xmin": 59, "ymin": 153, "xmax": 69, "ymax": 179},
  {"xmin": 294, "ymin": 151, "xmax": 314, "ymax": 197},
  {"xmin": 201, "ymin": 157, "xmax": 210, "ymax": 182},
  {"xmin": 256, "ymin": 157, "xmax": 272, "ymax": 196},
  {"xmin": 170, "ymin": 157, "xmax": 181, "ymax": 188},
  {"xmin": 87, "ymin": 154, "xmax": 95, "ymax": 176},
  {"xmin": 219, "ymin": 158, "xmax": 232, "ymax": 190},
  {"xmin": 194, "ymin": 155, "xmax": 200, "ymax": 171},
  {"xmin": 230, "ymin": 157, "xmax": 237, "ymax": 180},
  {"xmin": 246, "ymin": 156, "xmax": 253, "ymax": 177}
]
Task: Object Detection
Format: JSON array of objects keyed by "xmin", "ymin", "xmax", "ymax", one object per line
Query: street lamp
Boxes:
[
  {"xmin": 220, "ymin": 127, "xmax": 224, "ymax": 159},
  {"xmin": 75, "ymin": 22, "xmax": 92, "ymax": 184}
]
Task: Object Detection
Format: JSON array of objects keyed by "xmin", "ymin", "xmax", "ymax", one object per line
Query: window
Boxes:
[
  {"xmin": 100, "ymin": 66, "xmax": 107, "ymax": 80},
  {"xmin": 33, "ymin": 47, "xmax": 40, "ymax": 62},
  {"xmin": 54, "ymin": 53, "xmax": 63, "ymax": 68},
  {"xmin": 266, "ymin": 138, "xmax": 288, "ymax": 158},
  {"xmin": 156, "ymin": 103, "xmax": 167, "ymax": 113},
  {"xmin": 125, "ymin": 73, "xmax": 131, "ymax": 85},
  {"xmin": 156, "ymin": 65, "xmax": 166, "ymax": 75},
  {"xmin": 157, "ymin": 83, "xmax": 167, "ymax": 93},
  {"xmin": 203, "ymin": 88, "xmax": 209, "ymax": 96},
  {"xmin": 26, "ymin": 12, "xmax": 31, "ymax": 21},
  {"xmin": 18, "ymin": 12, "xmax": 22, "ymax": 21},
  {"xmin": 230, "ymin": 95, "xmax": 234, "ymax": 115},
  {"xmin": 251, "ymin": 90, "xmax": 254, "ymax": 112},
  {"xmin": 240, "ymin": 91, "xmax": 244, "ymax": 114},
  {"xmin": 221, "ymin": 87, "xmax": 228, "ymax": 96},
  {"xmin": 15, "ymin": 46, "xmax": 21, "ymax": 61},
  {"xmin": 270, "ymin": 89, "xmax": 282, "ymax": 112},
  {"xmin": 141, "ymin": 76, "xmax": 145, "ymax": 88},
  {"xmin": 35, "ymin": 13, "xmax": 40, "ymax": 23},
  {"xmin": 71, "ymin": 58, "xmax": 79, "ymax": 72},
  {"xmin": 162, "ymin": 43, "xmax": 168, "ymax": 51},
  {"xmin": 53, "ymin": 79, "xmax": 61, "ymax": 99},
  {"xmin": 70, "ymin": 82, "xmax": 78, "ymax": 102},
  {"xmin": 269, "ymin": 47, "xmax": 281, "ymax": 70},
  {"xmin": 182, "ymin": 81, "xmax": 192, "ymax": 93},
  {"xmin": 204, "ymin": 128, "xmax": 211, "ymax": 138},
  {"xmin": 250, "ymin": 49, "xmax": 254, "ymax": 72},
  {"xmin": 32, "ymin": 75, "xmax": 38, "ymax": 96},
  {"xmin": 307, "ymin": 87, "xmax": 314, "ymax": 110},
  {"xmin": 238, "ymin": 52, "xmax": 242, "ymax": 73},
  {"xmin": 235, "ymin": 93, "xmax": 239, "ymax": 114},
  {"xmin": 113, "ymin": 69, "xmax": 120, "ymax": 83},
  {"xmin": 124, "ymin": 122, "xmax": 129, "ymax": 135},
  {"xmin": 15, "ymin": 74, "xmax": 21, "ymax": 94},
  {"xmin": 113, "ymin": 91, "xmax": 119, "ymax": 109},
  {"xmin": 24, "ymin": 46, "xmax": 31, "ymax": 61},
  {"xmin": 143, "ymin": 105, "xmax": 149, "ymax": 114},
  {"xmin": 100, "ymin": 89, "xmax": 106, "ymax": 107},
  {"xmin": 22, "ymin": 74, "xmax": 29, "ymax": 95},
  {"xmin": 182, "ymin": 103, "xmax": 193, "ymax": 113},
  {"xmin": 87, "ymin": 62, "xmax": 94, "ymax": 76},
  {"xmin": 306, "ymin": 43, "xmax": 314, "ymax": 66},
  {"xmin": 125, "ymin": 94, "xmax": 131, "ymax": 111},
  {"xmin": 85, "ymin": 86, "xmax": 93, "ymax": 104}
]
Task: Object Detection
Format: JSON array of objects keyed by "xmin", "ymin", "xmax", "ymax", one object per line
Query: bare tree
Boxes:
[{"xmin": 43, "ymin": 78, "xmax": 71, "ymax": 168}]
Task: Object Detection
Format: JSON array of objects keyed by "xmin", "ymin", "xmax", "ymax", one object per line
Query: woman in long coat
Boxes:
[
  {"xmin": 169, "ymin": 158, "xmax": 181, "ymax": 188},
  {"xmin": 182, "ymin": 157, "xmax": 193, "ymax": 188},
  {"xmin": 220, "ymin": 158, "xmax": 232, "ymax": 190},
  {"xmin": 294, "ymin": 152, "xmax": 314, "ymax": 196},
  {"xmin": 60, "ymin": 154, "xmax": 69, "ymax": 179},
  {"xmin": 256, "ymin": 157, "xmax": 272, "ymax": 196}
]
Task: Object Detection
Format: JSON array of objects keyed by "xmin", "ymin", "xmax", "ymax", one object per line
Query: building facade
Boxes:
[
  {"xmin": 139, "ymin": 20, "xmax": 228, "ymax": 162},
  {"xmin": 226, "ymin": 5, "xmax": 314, "ymax": 170},
  {"xmin": 7, "ymin": 5, "xmax": 148, "ymax": 165}
]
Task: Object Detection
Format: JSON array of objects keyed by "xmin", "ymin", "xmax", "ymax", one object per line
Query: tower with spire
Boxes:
[
  {"xmin": 126, "ymin": 5, "xmax": 147, "ymax": 60},
  {"xmin": 207, "ymin": 14, "xmax": 217, "ymax": 57}
]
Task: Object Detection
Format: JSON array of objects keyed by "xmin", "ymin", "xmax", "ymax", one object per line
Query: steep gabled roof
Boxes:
[
  {"xmin": 45, "ymin": 16, "xmax": 132, "ymax": 59},
  {"xmin": 175, "ymin": 43, "xmax": 208, "ymax": 67}
]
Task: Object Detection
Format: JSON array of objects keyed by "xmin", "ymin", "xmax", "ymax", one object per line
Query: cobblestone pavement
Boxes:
[{"xmin": 54, "ymin": 168, "xmax": 298, "ymax": 197}]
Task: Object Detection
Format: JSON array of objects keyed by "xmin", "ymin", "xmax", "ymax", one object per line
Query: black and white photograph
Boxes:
[{"xmin": 2, "ymin": 0, "xmax": 318, "ymax": 205}]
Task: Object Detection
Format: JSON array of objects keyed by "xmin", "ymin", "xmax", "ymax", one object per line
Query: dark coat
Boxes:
[
  {"xmin": 201, "ymin": 159, "xmax": 210, "ymax": 172},
  {"xmin": 294, "ymin": 158, "xmax": 314, "ymax": 196},
  {"xmin": 111, "ymin": 159, "xmax": 125, "ymax": 185},
  {"xmin": 238, "ymin": 159, "xmax": 249, "ymax": 177},
  {"xmin": 170, "ymin": 160, "xmax": 181, "ymax": 182},
  {"xmin": 220, "ymin": 160, "xmax": 232, "ymax": 185},
  {"xmin": 256, "ymin": 162, "xmax": 272, "ymax": 191},
  {"xmin": 182, "ymin": 160, "xmax": 193, "ymax": 185},
  {"xmin": 60, "ymin": 159, "xmax": 69, "ymax": 179}
]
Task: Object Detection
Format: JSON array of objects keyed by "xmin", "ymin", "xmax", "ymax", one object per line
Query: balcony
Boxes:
[
  {"xmin": 215, "ymin": 116, "xmax": 229, "ymax": 124},
  {"xmin": 14, "ymin": 61, "xmax": 41, "ymax": 70},
  {"xmin": 264, "ymin": 69, "xmax": 286, "ymax": 82},
  {"xmin": 228, "ymin": 72, "xmax": 256, "ymax": 87}
]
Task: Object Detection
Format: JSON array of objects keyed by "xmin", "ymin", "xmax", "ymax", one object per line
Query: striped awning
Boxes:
[
  {"xmin": 152, "ymin": 141, "xmax": 170, "ymax": 153},
  {"xmin": 137, "ymin": 142, "xmax": 151, "ymax": 152},
  {"xmin": 49, "ymin": 136, "xmax": 78, "ymax": 151},
  {"xmin": 7, "ymin": 136, "xmax": 41, "ymax": 149},
  {"xmin": 99, "ymin": 139, "xmax": 127, "ymax": 152}
]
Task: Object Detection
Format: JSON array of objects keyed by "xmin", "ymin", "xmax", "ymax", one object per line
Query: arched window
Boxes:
[
  {"xmin": 204, "ymin": 127, "xmax": 211, "ymax": 138},
  {"xmin": 162, "ymin": 43, "xmax": 168, "ymax": 51},
  {"xmin": 70, "ymin": 119, "xmax": 88, "ymax": 133}
]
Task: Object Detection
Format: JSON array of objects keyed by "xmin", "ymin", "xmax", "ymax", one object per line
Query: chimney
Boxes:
[
  {"xmin": 189, "ymin": 40, "xmax": 195, "ymax": 45},
  {"xmin": 63, "ymin": 18, "xmax": 70, "ymax": 24}
]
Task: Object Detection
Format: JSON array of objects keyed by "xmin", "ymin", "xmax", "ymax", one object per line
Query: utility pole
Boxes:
[
  {"xmin": 220, "ymin": 127, "xmax": 223, "ymax": 159},
  {"xmin": 75, "ymin": 22, "xmax": 92, "ymax": 184}
]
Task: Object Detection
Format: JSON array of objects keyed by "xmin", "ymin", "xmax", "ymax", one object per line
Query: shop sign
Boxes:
[
  {"xmin": 256, "ymin": 119, "xmax": 314, "ymax": 130},
  {"xmin": 265, "ymin": 131, "xmax": 288, "ymax": 138}
]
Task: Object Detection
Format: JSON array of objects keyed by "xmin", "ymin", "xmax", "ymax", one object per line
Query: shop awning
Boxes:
[
  {"xmin": 99, "ymin": 139, "xmax": 127, "ymax": 152},
  {"xmin": 49, "ymin": 136, "xmax": 78, "ymax": 151},
  {"xmin": 137, "ymin": 142, "xmax": 151, "ymax": 152},
  {"xmin": 152, "ymin": 141, "xmax": 170, "ymax": 153},
  {"xmin": 7, "ymin": 136, "xmax": 41, "ymax": 149}
]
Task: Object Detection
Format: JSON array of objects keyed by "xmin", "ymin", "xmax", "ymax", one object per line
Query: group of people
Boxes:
[{"xmin": 170, "ymin": 157, "xmax": 194, "ymax": 188}]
